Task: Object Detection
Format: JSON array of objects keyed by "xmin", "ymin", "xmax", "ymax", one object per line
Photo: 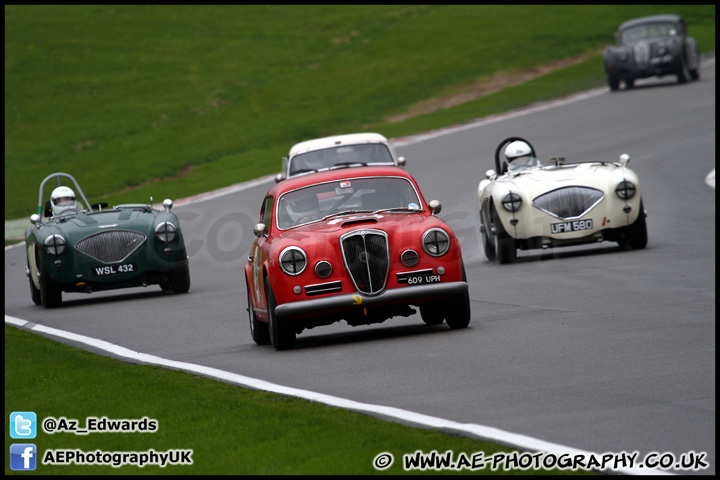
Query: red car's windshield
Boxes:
[{"xmin": 276, "ymin": 176, "xmax": 422, "ymax": 229}]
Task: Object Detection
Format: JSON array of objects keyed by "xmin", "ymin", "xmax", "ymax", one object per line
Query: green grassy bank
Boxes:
[{"xmin": 5, "ymin": 5, "xmax": 715, "ymax": 220}]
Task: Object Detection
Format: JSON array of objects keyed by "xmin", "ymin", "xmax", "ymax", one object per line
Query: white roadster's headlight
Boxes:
[
  {"xmin": 615, "ymin": 180, "xmax": 636, "ymax": 200},
  {"xmin": 45, "ymin": 234, "xmax": 66, "ymax": 255},
  {"xmin": 422, "ymin": 228, "xmax": 450, "ymax": 257},
  {"xmin": 280, "ymin": 246, "xmax": 307, "ymax": 275},
  {"xmin": 501, "ymin": 191, "xmax": 523, "ymax": 213},
  {"xmin": 155, "ymin": 221, "xmax": 177, "ymax": 243}
]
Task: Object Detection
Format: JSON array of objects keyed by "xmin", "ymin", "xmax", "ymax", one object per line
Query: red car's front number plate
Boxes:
[{"xmin": 406, "ymin": 274, "xmax": 441, "ymax": 285}]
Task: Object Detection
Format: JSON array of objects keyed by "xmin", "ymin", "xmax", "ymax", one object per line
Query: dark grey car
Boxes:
[{"xmin": 603, "ymin": 14, "xmax": 700, "ymax": 91}]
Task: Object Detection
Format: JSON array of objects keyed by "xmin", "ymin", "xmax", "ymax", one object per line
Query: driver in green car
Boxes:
[{"xmin": 50, "ymin": 186, "xmax": 79, "ymax": 217}]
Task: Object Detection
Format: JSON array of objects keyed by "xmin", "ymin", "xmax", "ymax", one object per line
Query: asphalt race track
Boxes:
[{"xmin": 5, "ymin": 59, "xmax": 715, "ymax": 474}]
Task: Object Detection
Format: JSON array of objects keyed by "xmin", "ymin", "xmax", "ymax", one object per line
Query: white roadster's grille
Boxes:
[
  {"xmin": 532, "ymin": 187, "xmax": 605, "ymax": 220},
  {"xmin": 341, "ymin": 230, "xmax": 389, "ymax": 296},
  {"xmin": 75, "ymin": 230, "xmax": 147, "ymax": 264}
]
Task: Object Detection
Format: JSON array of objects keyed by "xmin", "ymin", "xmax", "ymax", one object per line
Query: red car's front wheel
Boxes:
[{"xmin": 266, "ymin": 278, "xmax": 296, "ymax": 350}]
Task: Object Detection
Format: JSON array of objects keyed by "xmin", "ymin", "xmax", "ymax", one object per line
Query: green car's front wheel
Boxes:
[
  {"xmin": 39, "ymin": 262, "xmax": 62, "ymax": 308},
  {"xmin": 27, "ymin": 265, "xmax": 42, "ymax": 306},
  {"xmin": 168, "ymin": 262, "xmax": 191, "ymax": 294}
]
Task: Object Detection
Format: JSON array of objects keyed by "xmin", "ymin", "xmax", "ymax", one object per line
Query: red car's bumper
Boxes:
[{"xmin": 275, "ymin": 281, "xmax": 467, "ymax": 318}]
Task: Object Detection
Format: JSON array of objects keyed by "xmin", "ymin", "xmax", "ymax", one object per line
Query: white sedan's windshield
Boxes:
[
  {"xmin": 277, "ymin": 177, "xmax": 421, "ymax": 229},
  {"xmin": 289, "ymin": 144, "xmax": 394, "ymax": 176}
]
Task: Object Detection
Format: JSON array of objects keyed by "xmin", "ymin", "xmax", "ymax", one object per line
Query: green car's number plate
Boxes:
[{"xmin": 92, "ymin": 263, "xmax": 136, "ymax": 276}]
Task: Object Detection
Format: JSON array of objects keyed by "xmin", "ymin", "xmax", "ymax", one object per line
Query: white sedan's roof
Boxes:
[{"xmin": 289, "ymin": 132, "xmax": 389, "ymax": 158}]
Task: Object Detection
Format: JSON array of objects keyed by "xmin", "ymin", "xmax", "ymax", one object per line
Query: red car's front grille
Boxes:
[{"xmin": 340, "ymin": 229, "xmax": 389, "ymax": 296}]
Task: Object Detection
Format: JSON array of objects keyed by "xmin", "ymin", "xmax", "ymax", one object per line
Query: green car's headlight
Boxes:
[
  {"xmin": 45, "ymin": 234, "xmax": 66, "ymax": 255},
  {"xmin": 155, "ymin": 221, "xmax": 178, "ymax": 243},
  {"xmin": 280, "ymin": 246, "xmax": 307, "ymax": 276}
]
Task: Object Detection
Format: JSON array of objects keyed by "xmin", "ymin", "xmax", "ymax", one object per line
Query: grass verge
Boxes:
[{"xmin": 4, "ymin": 325, "xmax": 590, "ymax": 475}]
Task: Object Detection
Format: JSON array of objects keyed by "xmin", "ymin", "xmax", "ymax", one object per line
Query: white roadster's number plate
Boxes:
[
  {"xmin": 550, "ymin": 219, "xmax": 593, "ymax": 234},
  {"xmin": 93, "ymin": 263, "xmax": 136, "ymax": 276},
  {"xmin": 406, "ymin": 274, "xmax": 441, "ymax": 285}
]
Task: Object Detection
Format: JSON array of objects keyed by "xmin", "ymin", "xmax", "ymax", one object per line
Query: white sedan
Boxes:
[
  {"xmin": 478, "ymin": 137, "xmax": 647, "ymax": 264},
  {"xmin": 275, "ymin": 132, "xmax": 405, "ymax": 182}
]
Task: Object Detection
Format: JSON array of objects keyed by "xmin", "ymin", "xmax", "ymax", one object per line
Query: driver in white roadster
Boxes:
[{"xmin": 504, "ymin": 140, "xmax": 542, "ymax": 172}]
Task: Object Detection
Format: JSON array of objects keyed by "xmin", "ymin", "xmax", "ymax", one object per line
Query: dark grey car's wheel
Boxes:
[
  {"xmin": 608, "ymin": 76, "xmax": 620, "ymax": 91},
  {"xmin": 266, "ymin": 278, "xmax": 295, "ymax": 350},
  {"xmin": 246, "ymin": 283, "xmax": 270, "ymax": 345},
  {"xmin": 690, "ymin": 45, "xmax": 700, "ymax": 80},
  {"xmin": 677, "ymin": 56, "xmax": 690, "ymax": 83}
]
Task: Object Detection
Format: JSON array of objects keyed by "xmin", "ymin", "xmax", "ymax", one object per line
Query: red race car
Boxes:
[{"xmin": 245, "ymin": 166, "xmax": 470, "ymax": 350}]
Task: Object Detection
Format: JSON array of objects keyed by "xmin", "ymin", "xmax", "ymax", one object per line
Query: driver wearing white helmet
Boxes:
[
  {"xmin": 50, "ymin": 186, "xmax": 79, "ymax": 217},
  {"xmin": 504, "ymin": 140, "xmax": 541, "ymax": 172}
]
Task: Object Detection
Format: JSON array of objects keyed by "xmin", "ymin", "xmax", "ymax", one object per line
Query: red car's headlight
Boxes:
[
  {"xmin": 422, "ymin": 228, "xmax": 450, "ymax": 257},
  {"xmin": 280, "ymin": 246, "xmax": 307, "ymax": 275}
]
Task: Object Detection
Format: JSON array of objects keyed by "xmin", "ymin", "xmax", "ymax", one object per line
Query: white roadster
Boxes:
[{"xmin": 478, "ymin": 137, "xmax": 648, "ymax": 263}]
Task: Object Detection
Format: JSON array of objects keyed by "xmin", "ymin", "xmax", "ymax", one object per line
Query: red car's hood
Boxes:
[{"xmin": 277, "ymin": 212, "xmax": 448, "ymax": 242}]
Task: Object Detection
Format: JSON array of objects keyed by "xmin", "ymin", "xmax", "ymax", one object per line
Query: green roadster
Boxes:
[{"xmin": 25, "ymin": 172, "xmax": 190, "ymax": 308}]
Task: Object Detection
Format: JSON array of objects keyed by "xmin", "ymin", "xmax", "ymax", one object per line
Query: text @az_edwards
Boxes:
[{"xmin": 42, "ymin": 416, "xmax": 157, "ymax": 435}]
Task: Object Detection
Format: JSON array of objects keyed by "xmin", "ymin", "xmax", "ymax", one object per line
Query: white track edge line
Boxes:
[{"xmin": 5, "ymin": 314, "xmax": 671, "ymax": 475}]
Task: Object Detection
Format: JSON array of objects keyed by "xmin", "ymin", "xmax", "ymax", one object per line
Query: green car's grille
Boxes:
[{"xmin": 75, "ymin": 230, "xmax": 147, "ymax": 264}]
